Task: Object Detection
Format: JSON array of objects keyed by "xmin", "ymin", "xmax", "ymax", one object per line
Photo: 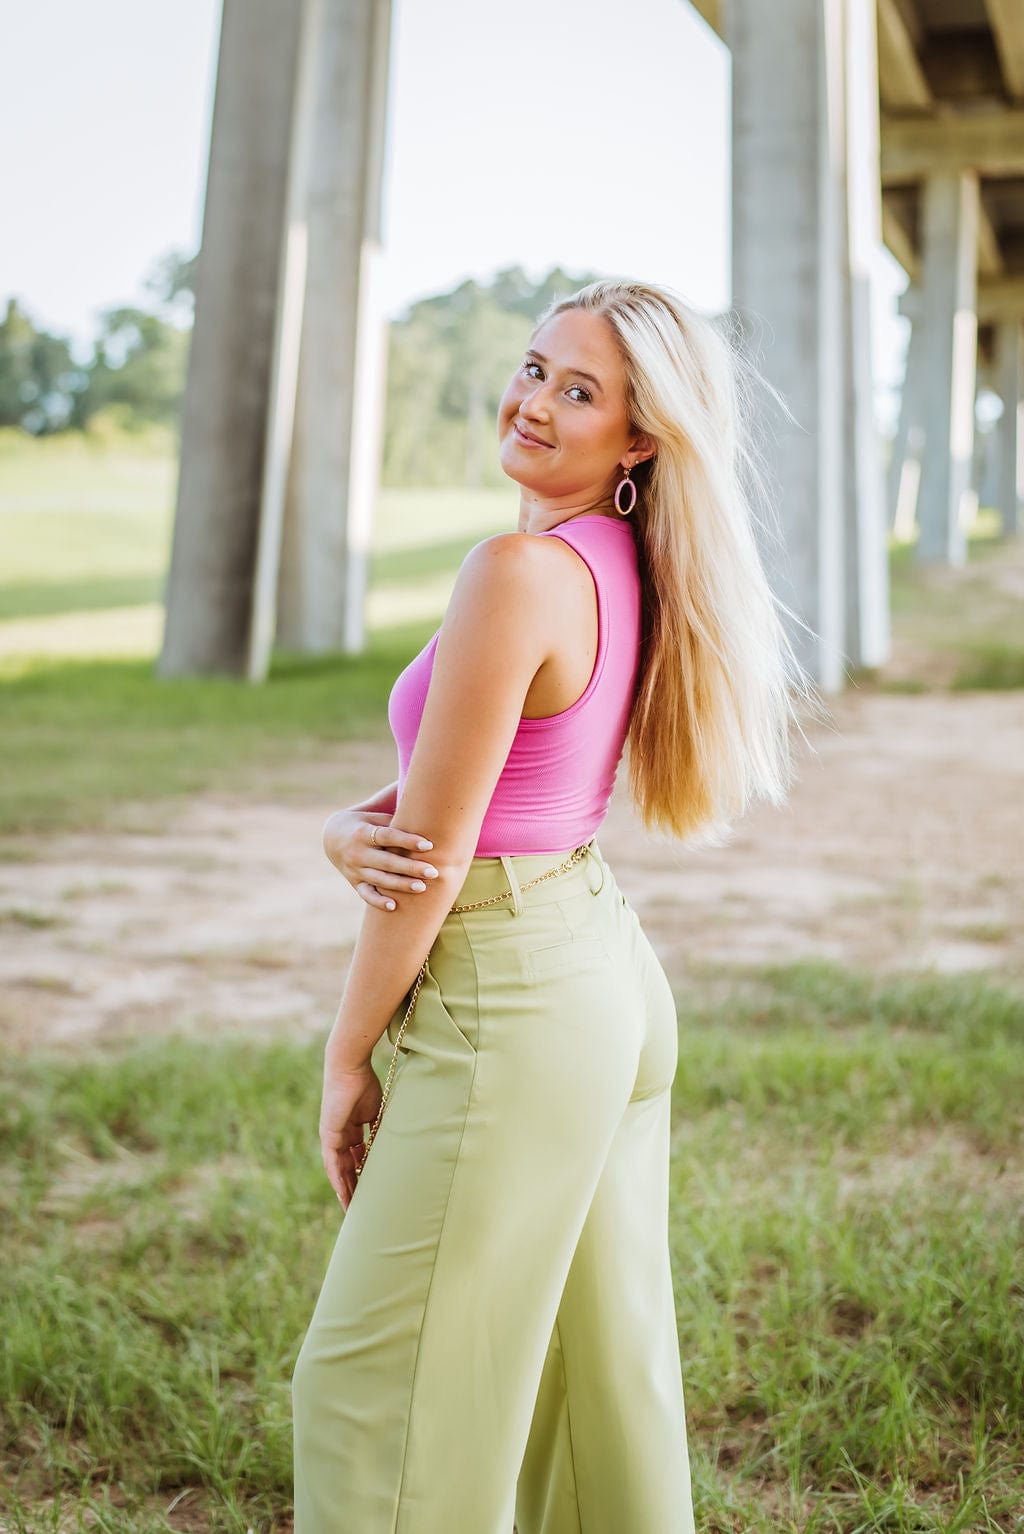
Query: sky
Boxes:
[{"xmin": 1, "ymin": 0, "xmax": 910, "ymax": 422}]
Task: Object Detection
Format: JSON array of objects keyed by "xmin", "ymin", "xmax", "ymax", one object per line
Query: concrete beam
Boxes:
[
  {"xmin": 876, "ymin": 0, "xmax": 931, "ymax": 110},
  {"xmin": 977, "ymin": 275, "xmax": 1024, "ymax": 320},
  {"xmin": 977, "ymin": 197, "xmax": 1006, "ymax": 279},
  {"xmin": 687, "ymin": 0, "xmax": 721, "ymax": 37},
  {"xmin": 881, "ymin": 109, "xmax": 1024, "ymax": 184},
  {"xmin": 901, "ymin": 273, "xmax": 1024, "ymax": 323},
  {"xmin": 985, "ymin": 0, "xmax": 1024, "ymax": 101}
]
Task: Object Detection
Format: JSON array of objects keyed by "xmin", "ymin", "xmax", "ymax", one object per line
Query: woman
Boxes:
[{"xmin": 291, "ymin": 279, "xmax": 817, "ymax": 1533}]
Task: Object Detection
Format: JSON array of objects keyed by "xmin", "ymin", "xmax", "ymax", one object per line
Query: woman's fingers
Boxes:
[
  {"xmin": 324, "ymin": 1136, "xmax": 361, "ymax": 1207},
  {"xmin": 356, "ymin": 858, "xmax": 439, "ymax": 890},
  {"xmin": 321, "ymin": 1147, "xmax": 345, "ymax": 1205},
  {"xmin": 356, "ymin": 881, "xmax": 398, "ymax": 911},
  {"xmin": 363, "ymin": 820, "xmax": 433, "ymax": 856},
  {"xmin": 324, "ymin": 813, "xmax": 437, "ymax": 905}
]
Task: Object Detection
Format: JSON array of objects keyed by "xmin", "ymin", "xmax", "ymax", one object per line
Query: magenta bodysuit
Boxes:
[{"xmin": 386, "ymin": 512, "xmax": 642, "ymax": 855}]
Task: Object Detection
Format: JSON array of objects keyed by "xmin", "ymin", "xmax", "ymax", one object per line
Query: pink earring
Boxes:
[{"xmin": 614, "ymin": 465, "xmax": 637, "ymax": 516}]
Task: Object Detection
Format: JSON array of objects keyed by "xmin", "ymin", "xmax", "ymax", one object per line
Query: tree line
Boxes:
[{"xmin": 0, "ymin": 256, "xmax": 601, "ymax": 487}]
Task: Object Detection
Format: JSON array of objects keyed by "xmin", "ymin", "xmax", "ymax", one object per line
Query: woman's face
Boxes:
[{"xmin": 497, "ymin": 309, "xmax": 647, "ymax": 501}]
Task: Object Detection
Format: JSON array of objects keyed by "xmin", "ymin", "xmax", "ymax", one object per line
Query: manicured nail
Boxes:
[
  {"xmin": 386, "ymin": 899, "xmax": 396, "ymax": 910},
  {"xmin": 411, "ymin": 880, "xmax": 426, "ymax": 892},
  {"xmin": 422, "ymin": 865, "xmax": 438, "ymax": 878},
  {"xmin": 418, "ymin": 840, "xmax": 433, "ymax": 849}
]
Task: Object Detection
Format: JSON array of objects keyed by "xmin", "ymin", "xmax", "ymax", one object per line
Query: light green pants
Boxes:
[{"xmin": 291, "ymin": 837, "xmax": 695, "ymax": 1533}]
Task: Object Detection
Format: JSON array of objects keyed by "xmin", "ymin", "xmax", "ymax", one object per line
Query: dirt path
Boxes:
[{"xmin": 2, "ymin": 690, "xmax": 1022, "ymax": 1055}]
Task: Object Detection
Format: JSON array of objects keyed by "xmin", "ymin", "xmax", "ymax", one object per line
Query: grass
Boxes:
[
  {"xmin": 1, "ymin": 958, "xmax": 1022, "ymax": 1531},
  {"xmin": 883, "ymin": 521, "xmax": 1024, "ymax": 691},
  {"xmin": 950, "ymin": 643, "xmax": 1024, "ymax": 692},
  {"xmin": 0, "ymin": 642, "xmax": 427, "ymax": 836}
]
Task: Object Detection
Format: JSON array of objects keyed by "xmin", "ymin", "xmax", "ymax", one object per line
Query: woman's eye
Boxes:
[{"xmin": 521, "ymin": 361, "xmax": 591, "ymax": 404}]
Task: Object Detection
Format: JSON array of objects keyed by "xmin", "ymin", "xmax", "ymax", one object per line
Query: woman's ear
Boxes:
[{"xmin": 630, "ymin": 432, "xmax": 657, "ymax": 464}]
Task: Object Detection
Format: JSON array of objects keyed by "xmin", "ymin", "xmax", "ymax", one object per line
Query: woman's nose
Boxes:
[{"xmin": 520, "ymin": 380, "xmax": 552, "ymax": 417}]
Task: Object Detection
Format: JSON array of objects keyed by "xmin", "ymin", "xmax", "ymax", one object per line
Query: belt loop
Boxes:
[{"xmin": 498, "ymin": 854, "xmax": 526, "ymax": 917}]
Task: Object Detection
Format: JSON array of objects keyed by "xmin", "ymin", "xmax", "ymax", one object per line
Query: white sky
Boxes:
[{"xmin": 1, "ymin": 0, "xmax": 909, "ymax": 416}]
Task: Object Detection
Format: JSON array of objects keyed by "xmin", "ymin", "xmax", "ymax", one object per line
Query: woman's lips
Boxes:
[{"xmin": 512, "ymin": 422, "xmax": 554, "ymax": 448}]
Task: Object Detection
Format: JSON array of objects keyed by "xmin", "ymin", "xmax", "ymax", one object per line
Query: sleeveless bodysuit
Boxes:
[{"xmin": 386, "ymin": 512, "xmax": 642, "ymax": 855}]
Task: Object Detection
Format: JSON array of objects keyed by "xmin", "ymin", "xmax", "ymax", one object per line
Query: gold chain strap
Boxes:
[{"xmin": 354, "ymin": 841, "xmax": 590, "ymax": 1175}]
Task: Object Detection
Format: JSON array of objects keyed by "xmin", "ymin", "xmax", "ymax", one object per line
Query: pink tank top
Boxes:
[{"xmin": 386, "ymin": 513, "xmax": 642, "ymax": 855}]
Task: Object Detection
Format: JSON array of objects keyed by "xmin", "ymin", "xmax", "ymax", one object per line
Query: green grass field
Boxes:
[
  {"xmin": 2, "ymin": 961, "xmax": 1022, "ymax": 1532},
  {"xmin": 2, "ymin": 434, "xmax": 1023, "ymax": 1530}
]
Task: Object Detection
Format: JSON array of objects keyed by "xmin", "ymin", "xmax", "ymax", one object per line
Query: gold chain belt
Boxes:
[{"xmin": 355, "ymin": 841, "xmax": 591, "ymax": 1176}]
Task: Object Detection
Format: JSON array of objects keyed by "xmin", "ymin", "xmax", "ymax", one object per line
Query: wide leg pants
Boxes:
[{"xmin": 291, "ymin": 837, "xmax": 695, "ymax": 1534}]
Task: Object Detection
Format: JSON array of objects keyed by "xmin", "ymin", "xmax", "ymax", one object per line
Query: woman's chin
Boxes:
[{"xmin": 496, "ymin": 451, "xmax": 527, "ymax": 488}]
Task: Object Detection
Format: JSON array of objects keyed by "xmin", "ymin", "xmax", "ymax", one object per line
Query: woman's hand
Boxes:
[
  {"xmin": 319, "ymin": 1060, "xmax": 383, "ymax": 1209},
  {"xmin": 322, "ymin": 808, "xmax": 438, "ymax": 912}
]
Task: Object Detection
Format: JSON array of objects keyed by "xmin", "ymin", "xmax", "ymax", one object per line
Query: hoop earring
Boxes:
[{"xmin": 614, "ymin": 465, "xmax": 637, "ymax": 516}]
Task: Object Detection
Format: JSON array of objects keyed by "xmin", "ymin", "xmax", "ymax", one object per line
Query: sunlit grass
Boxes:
[
  {"xmin": 1, "ymin": 959, "xmax": 1021, "ymax": 1531},
  {"xmin": 0, "ymin": 642, "xmax": 425, "ymax": 835},
  {"xmin": 886, "ymin": 513, "xmax": 1024, "ymax": 690}
]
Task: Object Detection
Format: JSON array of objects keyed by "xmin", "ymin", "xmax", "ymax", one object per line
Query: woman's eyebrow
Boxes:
[{"xmin": 526, "ymin": 349, "xmax": 604, "ymax": 394}]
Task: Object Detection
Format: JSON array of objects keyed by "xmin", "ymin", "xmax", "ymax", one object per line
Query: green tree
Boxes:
[
  {"xmin": 70, "ymin": 248, "xmax": 195, "ymax": 429},
  {"xmin": 77, "ymin": 305, "xmax": 190, "ymax": 429},
  {"xmin": 0, "ymin": 298, "xmax": 88, "ymax": 433}
]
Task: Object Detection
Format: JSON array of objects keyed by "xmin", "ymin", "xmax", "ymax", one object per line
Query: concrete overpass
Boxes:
[{"xmin": 159, "ymin": 0, "xmax": 1023, "ymax": 692}]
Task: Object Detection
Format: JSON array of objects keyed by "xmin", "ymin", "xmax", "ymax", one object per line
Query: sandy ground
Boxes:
[{"xmin": 2, "ymin": 686, "xmax": 1023, "ymax": 1057}]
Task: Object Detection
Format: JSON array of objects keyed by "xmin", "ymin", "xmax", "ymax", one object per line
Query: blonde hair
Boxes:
[{"xmin": 535, "ymin": 278, "xmax": 827, "ymax": 848}]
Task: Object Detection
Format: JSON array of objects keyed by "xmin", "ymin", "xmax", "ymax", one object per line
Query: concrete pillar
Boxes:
[
  {"xmin": 274, "ymin": 0, "xmax": 393, "ymax": 657},
  {"xmin": 887, "ymin": 315, "xmax": 927, "ymax": 541},
  {"xmin": 992, "ymin": 319, "xmax": 1023, "ymax": 537},
  {"xmin": 159, "ymin": 0, "xmax": 304, "ymax": 676},
  {"xmin": 915, "ymin": 170, "xmax": 980, "ymax": 566},
  {"xmin": 246, "ymin": 0, "xmax": 324, "ymax": 681},
  {"xmin": 841, "ymin": 0, "xmax": 890, "ymax": 670},
  {"xmin": 730, "ymin": 0, "xmax": 847, "ymax": 693},
  {"xmin": 971, "ymin": 362, "xmax": 999, "ymax": 514}
]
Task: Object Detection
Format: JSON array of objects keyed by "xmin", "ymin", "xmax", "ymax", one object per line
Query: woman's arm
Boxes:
[
  {"xmin": 347, "ymin": 779, "xmax": 399, "ymax": 816},
  {"xmin": 322, "ymin": 534, "xmax": 554, "ymax": 1074},
  {"xmin": 323, "ymin": 781, "xmax": 440, "ymax": 910}
]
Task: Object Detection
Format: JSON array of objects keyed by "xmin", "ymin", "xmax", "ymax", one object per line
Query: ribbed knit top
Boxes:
[{"xmin": 387, "ymin": 513, "xmax": 642, "ymax": 855}]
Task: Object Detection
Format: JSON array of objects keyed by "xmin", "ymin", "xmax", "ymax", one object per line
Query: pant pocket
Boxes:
[
  {"xmin": 388, "ymin": 950, "xmax": 478, "ymax": 1057},
  {"xmin": 524, "ymin": 935, "xmax": 614, "ymax": 982}
]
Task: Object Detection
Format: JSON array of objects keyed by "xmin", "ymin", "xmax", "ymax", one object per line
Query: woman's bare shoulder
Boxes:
[{"xmin": 451, "ymin": 530, "xmax": 568, "ymax": 610}]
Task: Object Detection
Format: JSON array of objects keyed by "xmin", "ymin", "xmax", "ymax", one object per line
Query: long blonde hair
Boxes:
[{"xmin": 535, "ymin": 278, "xmax": 826, "ymax": 847}]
